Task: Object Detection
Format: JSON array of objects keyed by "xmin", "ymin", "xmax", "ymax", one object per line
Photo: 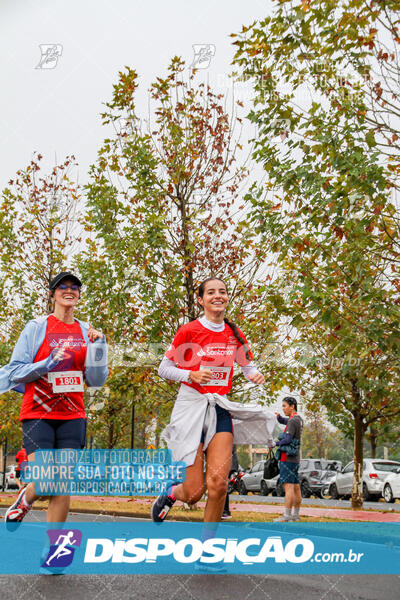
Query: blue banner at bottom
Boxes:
[{"xmin": 1, "ymin": 522, "xmax": 399, "ymax": 574}]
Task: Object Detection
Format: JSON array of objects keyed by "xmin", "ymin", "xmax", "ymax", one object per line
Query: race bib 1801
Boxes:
[{"xmin": 48, "ymin": 371, "xmax": 84, "ymax": 393}]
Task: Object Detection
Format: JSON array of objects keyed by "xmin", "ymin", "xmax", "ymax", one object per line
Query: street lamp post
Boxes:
[
  {"xmin": 1, "ymin": 438, "xmax": 8, "ymax": 491},
  {"xmin": 130, "ymin": 403, "xmax": 135, "ymax": 449}
]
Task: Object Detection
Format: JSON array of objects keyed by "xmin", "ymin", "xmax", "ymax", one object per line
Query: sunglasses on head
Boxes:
[{"xmin": 57, "ymin": 283, "xmax": 80, "ymax": 291}]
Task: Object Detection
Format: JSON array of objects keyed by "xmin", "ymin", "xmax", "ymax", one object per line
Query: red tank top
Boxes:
[
  {"xmin": 20, "ymin": 315, "xmax": 87, "ymax": 421},
  {"xmin": 165, "ymin": 319, "xmax": 253, "ymax": 395}
]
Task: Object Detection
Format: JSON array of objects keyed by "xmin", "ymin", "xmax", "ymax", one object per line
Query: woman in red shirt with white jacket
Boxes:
[{"xmin": 152, "ymin": 277, "xmax": 274, "ymax": 523}]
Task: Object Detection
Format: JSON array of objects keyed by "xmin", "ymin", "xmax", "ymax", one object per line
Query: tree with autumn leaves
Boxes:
[
  {"xmin": 0, "ymin": 154, "xmax": 83, "ymax": 447},
  {"xmin": 76, "ymin": 57, "xmax": 286, "ymax": 448},
  {"xmin": 232, "ymin": 0, "xmax": 400, "ymax": 507},
  {"xmin": 2, "ymin": 4, "xmax": 399, "ymax": 515},
  {"xmin": 0, "ymin": 61, "xmax": 287, "ymax": 452}
]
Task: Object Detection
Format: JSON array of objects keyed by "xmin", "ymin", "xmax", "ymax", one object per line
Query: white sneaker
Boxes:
[
  {"xmin": 273, "ymin": 514, "xmax": 292, "ymax": 522},
  {"xmin": 5, "ymin": 487, "xmax": 32, "ymax": 528}
]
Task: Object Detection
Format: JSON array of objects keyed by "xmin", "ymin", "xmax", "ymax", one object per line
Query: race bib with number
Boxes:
[
  {"xmin": 199, "ymin": 365, "xmax": 231, "ymax": 386},
  {"xmin": 48, "ymin": 371, "xmax": 84, "ymax": 393}
]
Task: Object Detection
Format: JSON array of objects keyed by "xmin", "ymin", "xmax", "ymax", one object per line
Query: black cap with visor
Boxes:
[{"xmin": 49, "ymin": 272, "xmax": 82, "ymax": 291}]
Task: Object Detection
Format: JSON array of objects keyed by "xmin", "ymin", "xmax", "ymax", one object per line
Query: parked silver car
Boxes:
[
  {"xmin": 275, "ymin": 459, "xmax": 342, "ymax": 498},
  {"xmin": 1, "ymin": 465, "xmax": 19, "ymax": 490},
  {"xmin": 326, "ymin": 459, "xmax": 400, "ymax": 500},
  {"xmin": 320, "ymin": 461, "xmax": 344, "ymax": 497},
  {"xmin": 381, "ymin": 468, "xmax": 400, "ymax": 503},
  {"xmin": 239, "ymin": 461, "xmax": 277, "ymax": 496},
  {"xmin": 240, "ymin": 458, "xmax": 344, "ymax": 498}
]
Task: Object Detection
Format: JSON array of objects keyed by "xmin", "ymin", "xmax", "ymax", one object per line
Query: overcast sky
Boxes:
[
  {"xmin": 0, "ymin": 0, "xmax": 305, "ymax": 411},
  {"xmin": 0, "ymin": 0, "xmax": 272, "ymax": 189}
]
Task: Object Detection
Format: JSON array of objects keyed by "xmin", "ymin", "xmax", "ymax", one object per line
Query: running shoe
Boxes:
[
  {"xmin": 151, "ymin": 489, "xmax": 176, "ymax": 523},
  {"xmin": 290, "ymin": 515, "xmax": 301, "ymax": 522},
  {"xmin": 194, "ymin": 555, "xmax": 227, "ymax": 573},
  {"xmin": 221, "ymin": 511, "xmax": 232, "ymax": 520},
  {"xmin": 273, "ymin": 514, "xmax": 292, "ymax": 522},
  {"xmin": 5, "ymin": 487, "xmax": 32, "ymax": 527},
  {"xmin": 39, "ymin": 568, "xmax": 64, "ymax": 576},
  {"xmin": 39, "ymin": 547, "xmax": 64, "ymax": 576}
]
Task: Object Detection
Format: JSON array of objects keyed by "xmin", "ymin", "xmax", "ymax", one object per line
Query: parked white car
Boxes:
[
  {"xmin": 382, "ymin": 469, "xmax": 400, "ymax": 503},
  {"xmin": 239, "ymin": 461, "xmax": 277, "ymax": 496},
  {"xmin": 1, "ymin": 465, "xmax": 19, "ymax": 490},
  {"xmin": 240, "ymin": 461, "xmax": 264, "ymax": 495},
  {"xmin": 327, "ymin": 459, "xmax": 400, "ymax": 501}
]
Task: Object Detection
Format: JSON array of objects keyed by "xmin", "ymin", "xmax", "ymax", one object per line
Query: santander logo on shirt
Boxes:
[
  {"xmin": 197, "ymin": 344, "xmax": 235, "ymax": 358},
  {"xmin": 49, "ymin": 337, "xmax": 86, "ymax": 349}
]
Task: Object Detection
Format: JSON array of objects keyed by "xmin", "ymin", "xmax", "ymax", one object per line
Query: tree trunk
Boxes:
[
  {"xmin": 108, "ymin": 420, "xmax": 114, "ymax": 449},
  {"xmin": 351, "ymin": 380, "xmax": 364, "ymax": 509},
  {"xmin": 316, "ymin": 423, "xmax": 324, "ymax": 458},
  {"xmin": 154, "ymin": 408, "xmax": 161, "ymax": 448}
]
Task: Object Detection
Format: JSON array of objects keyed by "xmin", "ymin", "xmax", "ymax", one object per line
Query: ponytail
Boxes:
[{"xmin": 223, "ymin": 317, "xmax": 252, "ymax": 363}]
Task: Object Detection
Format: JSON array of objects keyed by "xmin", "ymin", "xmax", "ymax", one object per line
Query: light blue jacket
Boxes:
[{"xmin": 0, "ymin": 315, "xmax": 108, "ymax": 395}]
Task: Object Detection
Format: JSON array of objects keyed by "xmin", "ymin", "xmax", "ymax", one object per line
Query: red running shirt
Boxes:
[
  {"xmin": 165, "ymin": 319, "xmax": 253, "ymax": 395},
  {"xmin": 15, "ymin": 449, "xmax": 28, "ymax": 465},
  {"xmin": 20, "ymin": 315, "xmax": 87, "ymax": 421}
]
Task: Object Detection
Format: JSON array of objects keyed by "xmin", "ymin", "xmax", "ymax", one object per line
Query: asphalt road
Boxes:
[
  {"xmin": 0, "ymin": 509, "xmax": 398, "ymax": 600},
  {"xmin": 0, "ymin": 572, "xmax": 398, "ymax": 600}
]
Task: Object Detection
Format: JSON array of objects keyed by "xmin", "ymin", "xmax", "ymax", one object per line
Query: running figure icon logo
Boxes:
[
  {"xmin": 35, "ymin": 44, "xmax": 63, "ymax": 69},
  {"xmin": 190, "ymin": 44, "xmax": 216, "ymax": 69},
  {"xmin": 42, "ymin": 529, "xmax": 82, "ymax": 569}
]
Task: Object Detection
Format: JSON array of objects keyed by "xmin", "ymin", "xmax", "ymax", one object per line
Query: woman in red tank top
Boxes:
[
  {"xmin": 152, "ymin": 277, "xmax": 267, "ymax": 525},
  {"xmin": 5, "ymin": 272, "xmax": 105, "ymax": 527}
]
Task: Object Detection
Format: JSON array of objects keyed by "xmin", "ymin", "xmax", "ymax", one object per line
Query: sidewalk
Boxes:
[
  {"xmin": 87, "ymin": 496, "xmax": 400, "ymax": 522},
  {"xmin": 61, "ymin": 495, "xmax": 400, "ymax": 522},
  {"xmin": 226, "ymin": 501, "xmax": 400, "ymax": 522}
]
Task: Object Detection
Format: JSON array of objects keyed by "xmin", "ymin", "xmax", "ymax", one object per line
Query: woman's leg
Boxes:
[
  {"xmin": 24, "ymin": 452, "xmax": 41, "ymax": 504},
  {"xmin": 24, "ymin": 452, "xmax": 70, "ymax": 522},
  {"xmin": 46, "ymin": 495, "xmax": 71, "ymax": 522},
  {"xmin": 44, "ymin": 418, "xmax": 86, "ymax": 523},
  {"xmin": 22, "ymin": 419, "xmax": 54, "ymax": 505},
  {"xmin": 172, "ymin": 443, "xmax": 205, "ymax": 505},
  {"xmin": 204, "ymin": 432, "xmax": 233, "ymax": 522}
]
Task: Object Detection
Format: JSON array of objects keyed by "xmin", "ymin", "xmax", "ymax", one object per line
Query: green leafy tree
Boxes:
[
  {"xmin": 232, "ymin": 0, "xmax": 400, "ymax": 508},
  {"xmin": 0, "ymin": 153, "xmax": 83, "ymax": 446},
  {"xmin": 301, "ymin": 409, "xmax": 354, "ymax": 464},
  {"xmin": 77, "ymin": 58, "xmax": 286, "ymax": 448},
  {"xmin": 367, "ymin": 419, "xmax": 400, "ymax": 460}
]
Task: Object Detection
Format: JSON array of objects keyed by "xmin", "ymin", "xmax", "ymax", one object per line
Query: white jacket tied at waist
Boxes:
[{"xmin": 161, "ymin": 384, "xmax": 275, "ymax": 466}]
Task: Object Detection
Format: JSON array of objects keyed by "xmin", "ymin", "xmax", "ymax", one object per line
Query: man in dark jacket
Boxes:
[{"xmin": 273, "ymin": 397, "xmax": 303, "ymax": 522}]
